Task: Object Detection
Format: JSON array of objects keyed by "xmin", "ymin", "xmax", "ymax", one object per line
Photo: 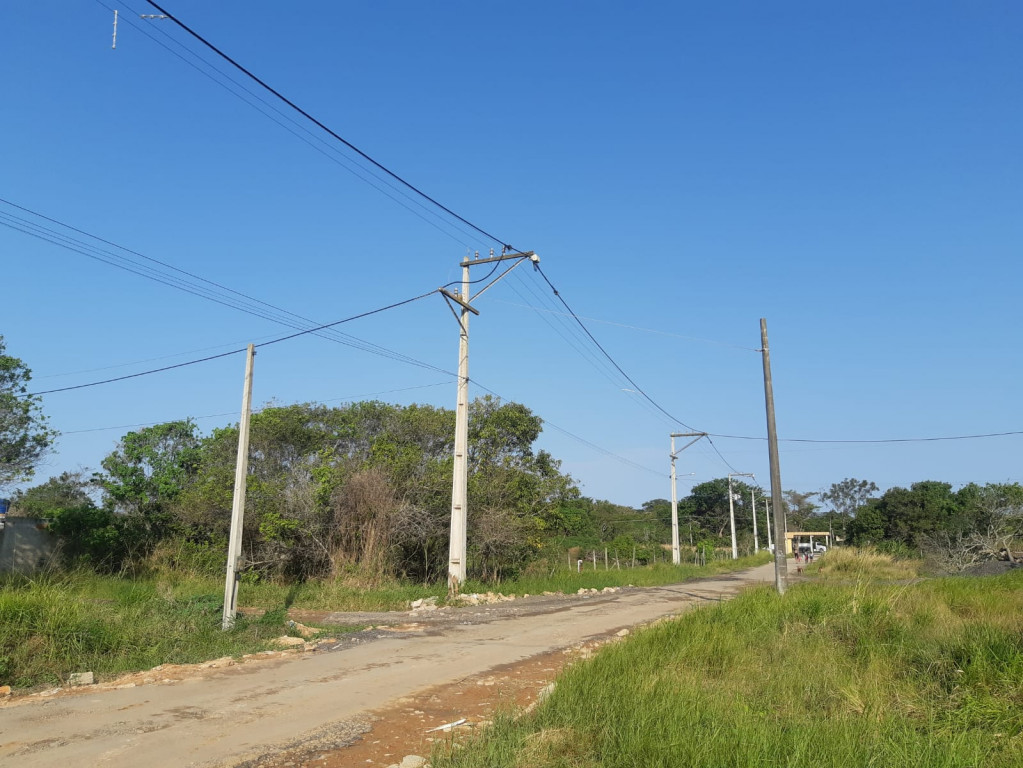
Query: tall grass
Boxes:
[
  {"xmin": 0, "ymin": 570, "xmax": 317, "ymax": 689},
  {"xmin": 462, "ymin": 552, "xmax": 772, "ymax": 596},
  {"xmin": 810, "ymin": 545, "xmax": 921, "ymax": 581},
  {"xmin": 435, "ymin": 558, "xmax": 1023, "ymax": 767}
]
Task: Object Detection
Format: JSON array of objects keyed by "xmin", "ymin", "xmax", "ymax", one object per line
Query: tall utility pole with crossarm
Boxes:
[{"xmin": 439, "ymin": 249, "xmax": 539, "ymax": 596}]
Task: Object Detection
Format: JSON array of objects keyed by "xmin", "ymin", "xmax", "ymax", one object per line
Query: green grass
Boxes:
[
  {"xmin": 461, "ymin": 552, "xmax": 772, "ymax": 596},
  {"xmin": 0, "ymin": 570, "xmax": 350, "ymax": 689},
  {"xmin": 809, "ymin": 545, "xmax": 922, "ymax": 582},
  {"xmin": 433, "ymin": 558, "xmax": 1023, "ymax": 767}
]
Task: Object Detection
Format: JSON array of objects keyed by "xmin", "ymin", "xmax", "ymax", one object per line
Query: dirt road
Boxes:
[{"xmin": 0, "ymin": 563, "xmax": 777, "ymax": 767}]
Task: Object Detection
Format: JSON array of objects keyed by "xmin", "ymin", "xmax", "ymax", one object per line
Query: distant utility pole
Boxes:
[
  {"xmin": 112, "ymin": 12, "xmax": 168, "ymax": 50},
  {"xmin": 670, "ymin": 432, "xmax": 706, "ymax": 565},
  {"xmin": 440, "ymin": 249, "xmax": 539, "ymax": 596},
  {"xmin": 727, "ymin": 472, "xmax": 754, "ymax": 559},
  {"xmin": 760, "ymin": 318, "xmax": 788, "ymax": 595},
  {"xmin": 222, "ymin": 344, "xmax": 255, "ymax": 630},
  {"xmin": 750, "ymin": 488, "xmax": 759, "ymax": 553},
  {"xmin": 763, "ymin": 496, "xmax": 773, "ymax": 552}
]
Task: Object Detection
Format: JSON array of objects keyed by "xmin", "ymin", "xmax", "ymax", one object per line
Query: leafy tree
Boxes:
[
  {"xmin": 98, "ymin": 420, "xmax": 201, "ymax": 515},
  {"xmin": 819, "ymin": 478, "xmax": 879, "ymax": 542},
  {"xmin": 93, "ymin": 420, "xmax": 202, "ymax": 564},
  {"xmin": 49, "ymin": 505, "xmax": 124, "ymax": 569},
  {"xmin": 162, "ymin": 397, "xmax": 578, "ymax": 583},
  {"xmin": 820, "ymin": 478, "xmax": 879, "ymax": 518},
  {"xmin": 846, "ymin": 502, "xmax": 886, "ymax": 545},
  {"xmin": 9, "ymin": 470, "xmax": 95, "ymax": 517},
  {"xmin": 684, "ymin": 478, "xmax": 761, "ymax": 549},
  {"xmin": 879, "ymin": 481, "xmax": 959, "ymax": 545},
  {"xmin": 781, "ymin": 490, "xmax": 820, "ymax": 531},
  {"xmin": 0, "ymin": 336, "xmax": 58, "ymax": 491}
]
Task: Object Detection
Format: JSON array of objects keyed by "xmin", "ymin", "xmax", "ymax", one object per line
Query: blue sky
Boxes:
[{"xmin": 3, "ymin": 1, "xmax": 1021, "ymax": 506}]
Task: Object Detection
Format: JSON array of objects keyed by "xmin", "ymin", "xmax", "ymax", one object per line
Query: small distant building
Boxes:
[{"xmin": 784, "ymin": 531, "xmax": 832, "ymax": 554}]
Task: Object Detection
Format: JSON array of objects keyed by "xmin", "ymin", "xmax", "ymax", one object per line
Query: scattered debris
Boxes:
[
  {"xmin": 0, "ymin": 685, "xmax": 11, "ymax": 697},
  {"xmin": 199, "ymin": 657, "xmax": 237, "ymax": 669},
  {"xmin": 271, "ymin": 635, "xmax": 306, "ymax": 648},
  {"xmin": 286, "ymin": 620, "xmax": 318, "ymax": 638},
  {"xmin": 386, "ymin": 755, "xmax": 429, "ymax": 768},
  {"xmin": 452, "ymin": 591, "xmax": 516, "ymax": 606},
  {"xmin": 410, "ymin": 596, "xmax": 439, "ymax": 610},
  {"xmin": 68, "ymin": 671, "xmax": 94, "ymax": 687},
  {"xmin": 425, "ymin": 718, "xmax": 467, "ymax": 733}
]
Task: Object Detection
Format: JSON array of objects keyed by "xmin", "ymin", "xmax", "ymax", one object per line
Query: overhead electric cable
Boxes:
[
  {"xmin": 531, "ymin": 264, "xmax": 698, "ymax": 431},
  {"xmin": 93, "ymin": 0, "xmax": 481, "ymax": 250},
  {"xmin": 142, "ymin": 0, "xmax": 512, "ymax": 250},
  {"xmin": 529, "ymin": 263, "xmax": 741, "ymax": 473},
  {"xmin": 541, "ymin": 421, "xmax": 665, "ymax": 478},
  {"xmin": 36, "ymin": 334, "xmax": 284, "ymax": 379},
  {"xmin": 61, "ymin": 382, "xmax": 450, "ymax": 435},
  {"xmin": 468, "ymin": 380, "xmax": 663, "ymax": 477},
  {"xmin": 0, "ymin": 200, "xmax": 454, "ymax": 377},
  {"xmin": 492, "ymin": 298, "xmax": 761, "ymax": 352},
  {"xmin": 710, "ymin": 430, "xmax": 1023, "ymax": 444},
  {"xmin": 27, "ymin": 291, "xmax": 436, "ymax": 396}
]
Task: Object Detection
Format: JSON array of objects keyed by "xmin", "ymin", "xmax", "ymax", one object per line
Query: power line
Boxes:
[
  {"xmin": 94, "ymin": 0, "xmax": 483, "ymax": 251},
  {"xmin": 531, "ymin": 264, "xmax": 698, "ymax": 431},
  {"xmin": 529, "ymin": 263, "xmax": 742, "ymax": 474},
  {"xmin": 73, "ymin": 7, "xmax": 730, "ymax": 478},
  {"xmin": 35, "ymin": 334, "xmax": 283, "ymax": 380},
  {"xmin": 1, "ymin": 199, "xmax": 454, "ymax": 378},
  {"xmin": 93, "ymin": 5, "xmax": 732, "ymax": 474},
  {"xmin": 60, "ymin": 382, "xmax": 450, "ymax": 435},
  {"xmin": 710, "ymin": 430, "xmax": 1023, "ymax": 444},
  {"xmin": 26, "ymin": 291, "xmax": 437, "ymax": 396},
  {"xmin": 492, "ymin": 298, "xmax": 761, "ymax": 352},
  {"xmin": 468, "ymin": 380, "xmax": 663, "ymax": 478},
  {"xmin": 142, "ymin": 0, "xmax": 513, "ymax": 251},
  {"xmin": 541, "ymin": 421, "xmax": 665, "ymax": 478}
]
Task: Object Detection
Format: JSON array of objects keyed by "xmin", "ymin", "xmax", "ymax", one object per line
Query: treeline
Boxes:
[
  {"xmin": 11, "ymin": 397, "xmax": 780, "ymax": 583},
  {"xmin": 14, "ymin": 393, "xmax": 1020, "ymax": 582},
  {"xmin": 843, "ymin": 480, "xmax": 1023, "ymax": 568},
  {"xmin": 19, "ymin": 397, "xmax": 576, "ymax": 582}
]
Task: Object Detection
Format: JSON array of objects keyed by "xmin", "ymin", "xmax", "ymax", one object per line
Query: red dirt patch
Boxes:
[{"xmin": 297, "ymin": 643, "xmax": 599, "ymax": 767}]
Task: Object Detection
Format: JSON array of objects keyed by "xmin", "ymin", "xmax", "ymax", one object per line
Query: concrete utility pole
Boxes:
[
  {"xmin": 222, "ymin": 344, "xmax": 255, "ymax": 630},
  {"xmin": 727, "ymin": 472, "xmax": 755, "ymax": 559},
  {"xmin": 669, "ymin": 432, "xmax": 707, "ymax": 564},
  {"xmin": 764, "ymin": 496, "xmax": 773, "ymax": 552},
  {"xmin": 440, "ymin": 249, "xmax": 539, "ymax": 596},
  {"xmin": 751, "ymin": 489, "xmax": 759, "ymax": 553},
  {"xmin": 761, "ymin": 318, "xmax": 788, "ymax": 595}
]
